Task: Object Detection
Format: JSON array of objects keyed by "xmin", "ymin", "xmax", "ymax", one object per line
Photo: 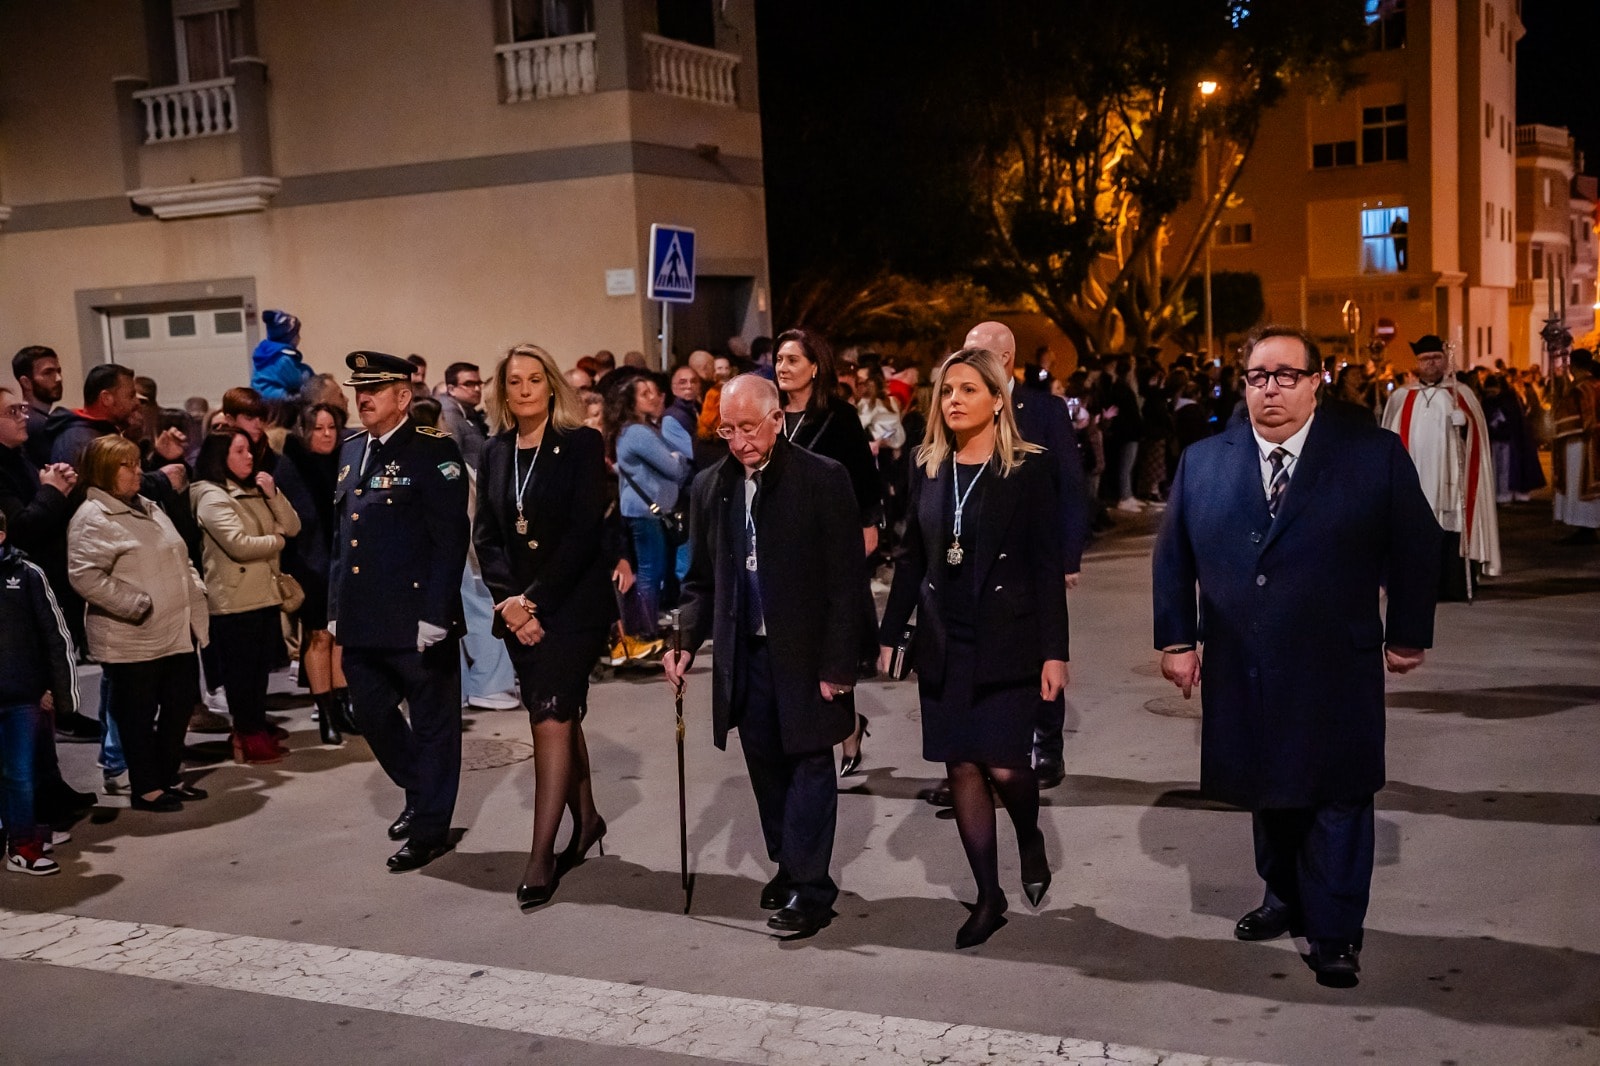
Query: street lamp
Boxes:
[{"xmin": 1199, "ymin": 79, "xmax": 1219, "ymax": 361}]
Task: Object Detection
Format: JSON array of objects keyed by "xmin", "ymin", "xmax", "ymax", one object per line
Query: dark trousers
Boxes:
[
  {"xmin": 1032, "ymin": 692, "xmax": 1065, "ymax": 769},
  {"xmin": 1438, "ymin": 531, "xmax": 1476, "ymax": 602},
  {"xmin": 103, "ymin": 654, "xmax": 200, "ymax": 797},
  {"xmin": 210, "ymin": 606, "xmax": 283, "ymax": 735},
  {"xmin": 343, "ymin": 640, "xmax": 462, "ymax": 844},
  {"xmin": 734, "ymin": 639, "xmax": 839, "ymax": 910},
  {"xmin": 1253, "ymin": 797, "xmax": 1375, "ymax": 948}
]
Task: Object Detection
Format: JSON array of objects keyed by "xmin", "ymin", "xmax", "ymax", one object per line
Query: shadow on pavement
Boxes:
[{"xmin": 1387, "ymin": 684, "xmax": 1600, "ymax": 720}]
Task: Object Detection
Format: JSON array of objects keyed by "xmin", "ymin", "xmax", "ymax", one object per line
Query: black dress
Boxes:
[
  {"xmin": 916, "ymin": 462, "xmax": 1038, "ymax": 768},
  {"xmin": 475, "ymin": 426, "xmax": 615, "ymax": 724}
]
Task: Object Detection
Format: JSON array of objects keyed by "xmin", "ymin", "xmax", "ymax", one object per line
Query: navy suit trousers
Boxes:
[
  {"xmin": 1253, "ymin": 797, "xmax": 1375, "ymax": 948},
  {"xmin": 344, "ymin": 640, "xmax": 462, "ymax": 845},
  {"xmin": 734, "ymin": 639, "xmax": 839, "ymax": 911}
]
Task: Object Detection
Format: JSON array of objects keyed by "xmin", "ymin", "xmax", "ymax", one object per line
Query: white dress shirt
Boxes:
[{"xmin": 1251, "ymin": 411, "xmax": 1315, "ymax": 498}]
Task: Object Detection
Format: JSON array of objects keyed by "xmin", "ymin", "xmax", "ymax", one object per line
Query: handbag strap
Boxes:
[{"xmin": 617, "ymin": 465, "xmax": 667, "ymax": 517}]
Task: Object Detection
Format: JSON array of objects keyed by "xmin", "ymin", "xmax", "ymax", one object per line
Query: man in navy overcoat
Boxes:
[{"xmin": 1152, "ymin": 326, "xmax": 1441, "ymax": 988}]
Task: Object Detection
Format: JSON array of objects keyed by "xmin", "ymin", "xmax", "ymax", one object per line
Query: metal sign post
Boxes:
[{"xmin": 647, "ymin": 224, "xmax": 697, "ymax": 372}]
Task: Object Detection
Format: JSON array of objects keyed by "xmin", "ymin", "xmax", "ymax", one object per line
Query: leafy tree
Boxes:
[
  {"xmin": 1173, "ymin": 270, "xmax": 1267, "ymax": 351},
  {"xmin": 962, "ymin": 0, "xmax": 1366, "ymax": 357}
]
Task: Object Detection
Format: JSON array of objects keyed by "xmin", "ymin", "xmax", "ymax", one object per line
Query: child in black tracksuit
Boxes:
[{"xmin": 0, "ymin": 510, "xmax": 79, "ymax": 875}]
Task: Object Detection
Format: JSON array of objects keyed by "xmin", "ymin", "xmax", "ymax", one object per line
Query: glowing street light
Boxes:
[
  {"xmin": 1199, "ymin": 79, "xmax": 1220, "ymax": 358},
  {"xmin": 1199, "ymin": 79, "xmax": 1219, "ymax": 97}
]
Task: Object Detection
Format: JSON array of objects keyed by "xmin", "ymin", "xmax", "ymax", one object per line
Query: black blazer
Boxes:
[
  {"xmin": 880, "ymin": 452, "xmax": 1069, "ymax": 688},
  {"xmin": 789, "ymin": 394, "xmax": 884, "ymax": 527},
  {"xmin": 474, "ymin": 425, "xmax": 616, "ymax": 634},
  {"xmin": 1011, "ymin": 388, "xmax": 1090, "ymax": 573},
  {"xmin": 679, "ymin": 439, "xmax": 868, "ymax": 754},
  {"xmin": 1152, "ymin": 407, "xmax": 1441, "ymax": 808}
]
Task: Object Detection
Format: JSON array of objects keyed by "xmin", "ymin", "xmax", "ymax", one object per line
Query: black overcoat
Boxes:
[
  {"xmin": 1152, "ymin": 408, "xmax": 1441, "ymax": 809},
  {"xmin": 474, "ymin": 425, "xmax": 615, "ymax": 634},
  {"xmin": 879, "ymin": 453, "xmax": 1069, "ymax": 688},
  {"xmin": 678, "ymin": 439, "xmax": 867, "ymax": 754},
  {"xmin": 1010, "ymin": 389, "xmax": 1091, "ymax": 573}
]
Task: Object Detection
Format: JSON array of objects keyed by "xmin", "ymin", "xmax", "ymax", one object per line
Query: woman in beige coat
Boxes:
[
  {"xmin": 67, "ymin": 435, "xmax": 210, "ymax": 813},
  {"xmin": 191, "ymin": 429, "xmax": 301, "ymax": 764}
]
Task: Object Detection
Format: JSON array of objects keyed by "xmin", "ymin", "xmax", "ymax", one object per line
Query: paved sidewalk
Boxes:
[{"xmin": 2, "ymin": 501, "xmax": 1596, "ymax": 1064}]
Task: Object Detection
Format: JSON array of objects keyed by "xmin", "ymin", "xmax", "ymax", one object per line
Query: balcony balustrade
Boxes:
[
  {"xmin": 133, "ymin": 78, "xmax": 237, "ymax": 143},
  {"xmin": 642, "ymin": 33, "xmax": 739, "ymax": 107},
  {"xmin": 496, "ymin": 34, "xmax": 597, "ymax": 103}
]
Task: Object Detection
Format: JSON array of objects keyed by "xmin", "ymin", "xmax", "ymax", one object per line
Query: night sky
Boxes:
[{"xmin": 1517, "ymin": 0, "xmax": 1598, "ymax": 173}]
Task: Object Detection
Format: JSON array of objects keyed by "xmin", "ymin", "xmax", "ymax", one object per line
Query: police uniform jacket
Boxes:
[
  {"xmin": 328, "ymin": 420, "xmax": 470, "ymax": 649},
  {"xmin": 1151, "ymin": 407, "xmax": 1441, "ymax": 809}
]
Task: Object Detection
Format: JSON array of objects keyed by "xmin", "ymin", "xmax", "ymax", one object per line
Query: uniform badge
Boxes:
[
  {"xmin": 338, "ymin": 464, "xmax": 350, "ymax": 483},
  {"xmin": 416, "ymin": 425, "xmax": 450, "ymax": 439},
  {"xmin": 384, "ymin": 461, "xmax": 401, "ymax": 477},
  {"xmin": 438, "ymin": 461, "xmax": 462, "ymax": 481}
]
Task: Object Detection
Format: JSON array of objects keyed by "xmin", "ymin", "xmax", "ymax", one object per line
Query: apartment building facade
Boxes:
[
  {"xmin": 1169, "ymin": 0, "xmax": 1523, "ymax": 368},
  {"xmin": 1510, "ymin": 123, "xmax": 1598, "ymax": 366},
  {"xmin": 0, "ymin": 0, "xmax": 769, "ymax": 403}
]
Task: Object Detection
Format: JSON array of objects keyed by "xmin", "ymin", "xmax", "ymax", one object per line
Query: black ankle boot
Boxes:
[
  {"xmin": 314, "ymin": 693, "xmax": 344, "ymax": 746},
  {"xmin": 330, "ymin": 687, "xmax": 360, "ymax": 735}
]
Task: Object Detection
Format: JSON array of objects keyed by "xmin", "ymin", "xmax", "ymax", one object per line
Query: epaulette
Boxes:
[{"xmin": 415, "ymin": 426, "xmax": 450, "ymax": 439}]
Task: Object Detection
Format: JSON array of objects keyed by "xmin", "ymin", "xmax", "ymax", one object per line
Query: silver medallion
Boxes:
[{"xmin": 946, "ymin": 541, "xmax": 964, "ymax": 566}]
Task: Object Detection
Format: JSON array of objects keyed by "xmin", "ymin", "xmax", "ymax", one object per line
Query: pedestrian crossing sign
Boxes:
[{"xmin": 648, "ymin": 224, "xmax": 696, "ymax": 303}]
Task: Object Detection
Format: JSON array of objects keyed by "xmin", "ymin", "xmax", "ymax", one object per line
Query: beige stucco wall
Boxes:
[
  {"xmin": 0, "ymin": 168, "xmax": 768, "ymax": 398},
  {"xmin": 0, "ymin": 0, "xmax": 144, "ymax": 204}
]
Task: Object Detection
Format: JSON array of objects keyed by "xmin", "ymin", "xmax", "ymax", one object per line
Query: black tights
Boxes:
[
  {"xmin": 947, "ymin": 761, "xmax": 1041, "ymax": 904},
  {"xmin": 523, "ymin": 718, "xmax": 601, "ymax": 886}
]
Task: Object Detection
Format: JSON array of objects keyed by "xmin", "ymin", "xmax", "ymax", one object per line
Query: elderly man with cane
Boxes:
[{"xmin": 664, "ymin": 374, "xmax": 870, "ymax": 937}]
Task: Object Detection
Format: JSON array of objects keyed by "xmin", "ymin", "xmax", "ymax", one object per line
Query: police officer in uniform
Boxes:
[{"xmin": 328, "ymin": 351, "xmax": 471, "ymax": 872}]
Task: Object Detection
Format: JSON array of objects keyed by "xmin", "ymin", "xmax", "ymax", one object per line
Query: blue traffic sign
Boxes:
[{"xmin": 648, "ymin": 224, "xmax": 696, "ymax": 303}]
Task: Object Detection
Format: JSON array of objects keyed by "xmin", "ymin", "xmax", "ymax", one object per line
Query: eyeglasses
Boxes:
[
  {"xmin": 1244, "ymin": 368, "xmax": 1317, "ymax": 389},
  {"xmin": 1, "ymin": 404, "xmax": 28, "ymax": 420},
  {"xmin": 717, "ymin": 421, "xmax": 771, "ymax": 440}
]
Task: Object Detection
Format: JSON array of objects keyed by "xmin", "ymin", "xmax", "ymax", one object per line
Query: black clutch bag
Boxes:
[{"xmin": 886, "ymin": 624, "xmax": 916, "ymax": 680}]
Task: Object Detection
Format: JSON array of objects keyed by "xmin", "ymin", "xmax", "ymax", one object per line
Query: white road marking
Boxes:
[{"xmin": 0, "ymin": 909, "xmax": 1274, "ymax": 1066}]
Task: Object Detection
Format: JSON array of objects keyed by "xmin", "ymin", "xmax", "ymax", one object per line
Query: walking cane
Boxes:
[{"xmin": 670, "ymin": 608, "xmax": 694, "ymax": 913}]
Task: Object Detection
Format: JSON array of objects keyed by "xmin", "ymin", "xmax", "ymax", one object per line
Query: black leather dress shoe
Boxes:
[
  {"xmin": 1310, "ymin": 942, "xmax": 1361, "ymax": 988},
  {"xmin": 387, "ymin": 839, "xmax": 451, "ymax": 872},
  {"xmin": 766, "ymin": 894, "xmax": 834, "ymax": 935},
  {"xmin": 387, "ymin": 806, "xmax": 416, "ymax": 841},
  {"xmin": 1234, "ymin": 904, "xmax": 1292, "ymax": 942},
  {"xmin": 759, "ymin": 873, "xmax": 790, "ymax": 910},
  {"xmin": 1034, "ymin": 760, "xmax": 1065, "ymax": 790},
  {"xmin": 921, "ymin": 781, "xmax": 953, "ymax": 808}
]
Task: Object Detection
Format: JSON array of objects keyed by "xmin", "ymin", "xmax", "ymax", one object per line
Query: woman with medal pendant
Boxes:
[
  {"xmin": 475, "ymin": 344, "xmax": 617, "ymax": 909},
  {"xmin": 878, "ymin": 348, "xmax": 1070, "ymax": 948},
  {"xmin": 773, "ymin": 328, "xmax": 883, "ymax": 775}
]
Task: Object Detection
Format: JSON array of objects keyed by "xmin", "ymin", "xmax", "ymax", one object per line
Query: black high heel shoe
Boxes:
[
  {"xmin": 838, "ymin": 714, "xmax": 871, "ymax": 776},
  {"xmin": 558, "ymin": 816, "xmax": 607, "ymax": 872},
  {"xmin": 516, "ymin": 878, "xmax": 558, "ymax": 909},
  {"xmin": 955, "ymin": 895, "xmax": 1009, "ymax": 949},
  {"xmin": 1021, "ymin": 828, "xmax": 1052, "ymax": 908}
]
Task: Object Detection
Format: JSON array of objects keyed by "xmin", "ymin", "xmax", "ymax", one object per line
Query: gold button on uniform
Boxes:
[
  {"xmin": 350, "ymin": 539, "xmax": 358, "ymax": 547},
  {"xmin": 351, "ymin": 513, "xmax": 360, "ymax": 522},
  {"xmin": 351, "ymin": 566, "xmax": 360, "ymax": 574}
]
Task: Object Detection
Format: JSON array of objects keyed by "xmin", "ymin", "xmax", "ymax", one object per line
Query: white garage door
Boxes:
[{"xmin": 104, "ymin": 305, "xmax": 252, "ymax": 408}]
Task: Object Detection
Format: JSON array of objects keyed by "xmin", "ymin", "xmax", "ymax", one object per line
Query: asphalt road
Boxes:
[{"xmin": 2, "ymin": 499, "xmax": 1596, "ymax": 1065}]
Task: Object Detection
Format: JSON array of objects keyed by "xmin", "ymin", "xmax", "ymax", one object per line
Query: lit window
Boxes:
[
  {"xmin": 1312, "ymin": 140, "xmax": 1357, "ymax": 169},
  {"xmin": 1362, "ymin": 104, "xmax": 1407, "ymax": 163},
  {"xmin": 1361, "ymin": 206, "xmax": 1409, "ymax": 274}
]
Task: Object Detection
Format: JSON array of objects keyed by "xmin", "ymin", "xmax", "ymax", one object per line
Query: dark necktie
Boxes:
[
  {"xmin": 1267, "ymin": 447, "xmax": 1291, "ymax": 518},
  {"xmin": 741, "ymin": 476, "xmax": 765, "ymax": 635}
]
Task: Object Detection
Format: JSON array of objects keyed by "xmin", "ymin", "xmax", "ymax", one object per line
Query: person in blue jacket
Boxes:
[{"xmin": 251, "ymin": 310, "xmax": 314, "ymax": 401}]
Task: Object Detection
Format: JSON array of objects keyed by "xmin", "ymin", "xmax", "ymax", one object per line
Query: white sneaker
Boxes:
[
  {"xmin": 103, "ymin": 771, "xmax": 131, "ymax": 795},
  {"xmin": 41, "ymin": 829, "xmax": 71, "ymax": 854},
  {"xmin": 6, "ymin": 848, "xmax": 60, "ymax": 876},
  {"xmin": 465, "ymin": 693, "xmax": 522, "ymax": 711},
  {"xmin": 203, "ymin": 688, "xmax": 230, "ymax": 714},
  {"xmin": 1116, "ymin": 497, "xmax": 1146, "ymax": 513}
]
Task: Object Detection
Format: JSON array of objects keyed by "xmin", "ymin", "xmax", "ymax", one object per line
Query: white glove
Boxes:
[{"xmin": 417, "ymin": 621, "xmax": 448, "ymax": 652}]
